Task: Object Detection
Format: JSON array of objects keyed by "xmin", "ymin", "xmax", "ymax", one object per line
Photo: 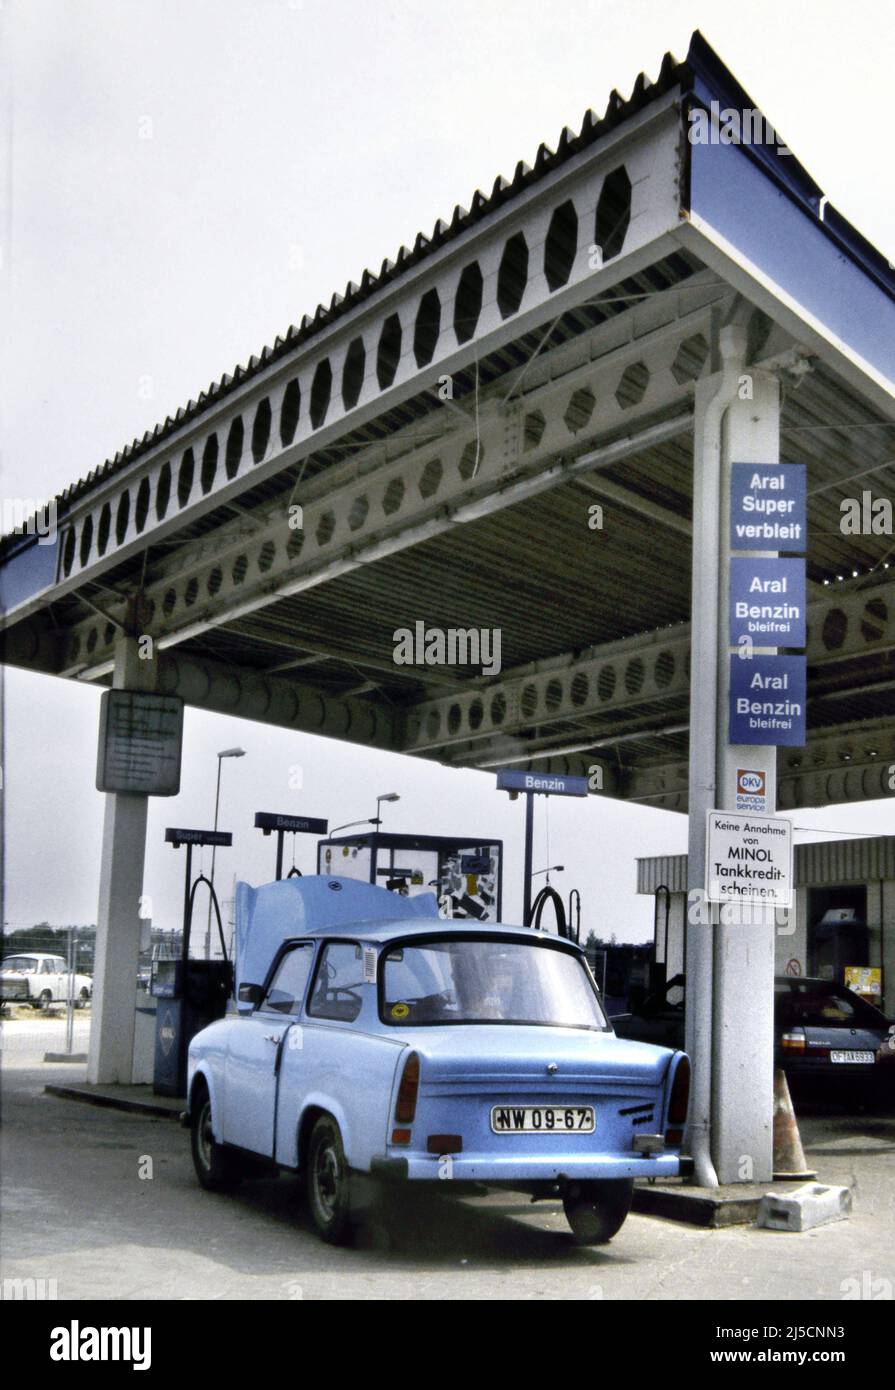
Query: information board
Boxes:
[
  {"xmin": 96, "ymin": 691, "xmax": 184, "ymax": 795},
  {"xmin": 706, "ymin": 809, "xmax": 794, "ymax": 907}
]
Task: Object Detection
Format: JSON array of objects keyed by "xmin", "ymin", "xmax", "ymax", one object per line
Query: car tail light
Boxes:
[
  {"xmin": 664, "ymin": 1054, "xmax": 690, "ymax": 1147},
  {"xmin": 391, "ymin": 1128, "xmax": 412, "ymax": 1146},
  {"xmin": 781, "ymin": 1029, "xmax": 807, "ymax": 1054},
  {"xmin": 395, "ymin": 1051, "xmax": 420, "ymax": 1124}
]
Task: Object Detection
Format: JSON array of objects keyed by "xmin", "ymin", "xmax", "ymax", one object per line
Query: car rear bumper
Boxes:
[{"xmin": 371, "ymin": 1151, "xmax": 682, "ymax": 1182}]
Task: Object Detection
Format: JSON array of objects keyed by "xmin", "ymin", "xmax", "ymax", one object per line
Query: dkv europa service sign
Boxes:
[{"xmin": 706, "ymin": 810, "xmax": 794, "ymax": 908}]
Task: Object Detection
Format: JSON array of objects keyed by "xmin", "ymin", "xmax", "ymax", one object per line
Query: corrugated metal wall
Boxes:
[{"xmin": 638, "ymin": 836, "xmax": 895, "ymax": 893}]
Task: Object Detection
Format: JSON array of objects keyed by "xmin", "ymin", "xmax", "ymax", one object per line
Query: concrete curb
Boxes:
[
  {"xmin": 632, "ymin": 1179, "xmax": 816, "ymax": 1228},
  {"xmin": 44, "ymin": 1083, "xmax": 182, "ymax": 1120},
  {"xmin": 43, "ymin": 1052, "xmax": 88, "ymax": 1063}
]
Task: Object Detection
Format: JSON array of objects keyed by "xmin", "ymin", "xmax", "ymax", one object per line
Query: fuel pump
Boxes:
[{"xmin": 151, "ymin": 828, "xmax": 235, "ymax": 1097}]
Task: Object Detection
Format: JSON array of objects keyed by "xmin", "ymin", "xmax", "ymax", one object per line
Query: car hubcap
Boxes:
[
  {"xmin": 315, "ymin": 1143, "xmax": 340, "ymax": 1219},
  {"xmin": 198, "ymin": 1102, "xmax": 213, "ymax": 1171}
]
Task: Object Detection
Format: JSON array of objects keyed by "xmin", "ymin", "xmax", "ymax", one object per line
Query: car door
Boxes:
[
  {"xmin": 50, "ymin": 958, "xmax": 69, "ymax": 1001},
  {"xmin": 223, "ymin": 943, "xmax": 315, "ymax": 1155},
  {"xmin": 38, "ymin": 958, "xmax": 61, "ymax": 1002}
]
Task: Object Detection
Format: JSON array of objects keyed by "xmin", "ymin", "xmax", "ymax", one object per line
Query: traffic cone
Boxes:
[{"xmin": 773, "ymin": 1068, "xmax": 817, "ymax": 1180}]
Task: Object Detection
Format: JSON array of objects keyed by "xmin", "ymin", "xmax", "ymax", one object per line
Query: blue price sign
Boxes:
[
  {"xmin": 496, "ymin": 769, "xmax": 588, "ymax": 796},
  {"xmin": 730, "ymin": 464, "xmax": 806, "ymax": 551},
  {"xmin": 730, "ymin": 557, "xmax": 806, "ymax": 646},
  {"xmin": 729, "ymin": 654, "xmax": 806, "ymax": 746}
]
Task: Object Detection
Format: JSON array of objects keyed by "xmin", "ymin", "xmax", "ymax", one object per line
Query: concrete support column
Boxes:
[
  {"xmin": 711, "ymin": 368, "xmax": 780, "ymax": 1184},
  {"xmin": 87, "ymin": 636, "xmax": 155, "ymax": 1084},
  {"xmin": 686, "ymin": 318, "xmax": 781, "ymax": 1185}
]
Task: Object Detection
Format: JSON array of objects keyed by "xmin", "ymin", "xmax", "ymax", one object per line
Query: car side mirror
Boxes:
[{"xmin": 238, "ymin": 982, "xmax": 263, "ymax": 1007}]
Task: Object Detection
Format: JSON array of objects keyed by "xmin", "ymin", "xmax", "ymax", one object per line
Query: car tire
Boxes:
[
  {"xmin": 76, "ymin": 988, "xmax": 90, "ymax": 1010},
  {"xmin": 190, "ymin": 1085, "xmax": 243, "ymax": 1192},
  {"xmin": 306, "ymin": 1116, "xmax": 353, "ymax": 1245},
  {"xmin": 563, "ymin": 1178, "xmax": 634, "ymax": 1245},
  {"xmin": 36, "ymin": 990, "xmax": 52, "ymax": 1013}
]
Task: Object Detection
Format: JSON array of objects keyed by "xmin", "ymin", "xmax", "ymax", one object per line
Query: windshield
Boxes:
[
  {"xmin": 2, "ymin": 957, "xmax": 38, "ymax": 973},
  {"xmin": 381, "ymin": 936, "xmax": 608, "ymax": 1030}
]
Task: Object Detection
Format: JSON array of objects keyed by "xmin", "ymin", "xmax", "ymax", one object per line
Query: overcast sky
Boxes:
[{"xmin": 2, "ymin": 0, "xmax": 894, "ymax": 939}]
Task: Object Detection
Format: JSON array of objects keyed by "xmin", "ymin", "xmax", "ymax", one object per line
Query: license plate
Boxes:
[
  {"xmin": 830, "ymin": 1050, "xmax": 875, "ymax": 1064},
  {"xmin": 491, "ymin": 1105, "xmax": 594, "ymax": 1133}
]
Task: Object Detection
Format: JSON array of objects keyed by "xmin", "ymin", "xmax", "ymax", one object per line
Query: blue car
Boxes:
[{"xmin": 186, "ymin": 876, "xmax": 690, "ymax": 1245}]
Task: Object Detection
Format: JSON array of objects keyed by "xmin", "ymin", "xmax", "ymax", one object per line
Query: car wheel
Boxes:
[
  {"xmin": 76, "ymin": 988, "xmax": 90, "ymax": 1010},
  {"xmin": 36, "ymin": 990, "xmax": 52, "ymax": 1013},
  {"xmin": 190, "ymin": 1085, "xmax": 242, "ymax": 1192},
  {"xmin": 306, "ymin": 1116, "xmax": 352, "ymax": 1245},
  {"xmin": 563, "ymin": 1178, "xmax": 634, "ymax": 1245}
]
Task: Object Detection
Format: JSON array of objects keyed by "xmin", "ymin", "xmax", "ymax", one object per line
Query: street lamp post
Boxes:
[
  {"xmin": 205, "ymin": 748, "xmax": 245, "ymax": 959},
  {"xmin": 532, "ymin": 865, "xmax": 565, "ymax": 883},
  {"xmin": 329, "ymin": 818, "xmax": 378, "ymax": 836},
  {"xmin": 375, "ymin": 792, "xmax": 400, "ymax": 826}
]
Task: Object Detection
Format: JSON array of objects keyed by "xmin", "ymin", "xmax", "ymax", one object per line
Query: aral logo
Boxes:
[
  {"xmin": 737, "ymin": 769, "xmax": 766, "ymax": 796},
  {"xmin": 159, "ymin": 1011, "xmax": 176, "ymax": 1056}
]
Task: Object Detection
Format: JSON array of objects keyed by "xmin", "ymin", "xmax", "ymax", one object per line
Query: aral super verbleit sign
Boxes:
[
  {"xmin": 730, "ymin": 464, "xmax": 806, "ymax": 549},
  {"xmin": 706, "ymin": 809, "xmax": 793, "ymax": 907}
]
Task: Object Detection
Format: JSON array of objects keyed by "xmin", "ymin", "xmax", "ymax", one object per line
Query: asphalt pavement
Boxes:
[{"xmin": 2, "ymin": 1015, "xmax": 894, "ymax": 1300}]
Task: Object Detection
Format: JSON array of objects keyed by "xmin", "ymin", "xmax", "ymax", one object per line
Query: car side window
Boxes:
[
  {"xmin": 42, "ymin": 960, "xmax": 54, "ymax": 975},
  {"xmin": 308, "ymin": 942, "xmax": 365, "ymax": 1023},
  {"xmin": 263, "ymin": 945, "xmax": 314, "ymax": 1016}
]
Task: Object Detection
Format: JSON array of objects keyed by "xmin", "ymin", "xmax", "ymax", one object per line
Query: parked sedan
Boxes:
[
  {"xmin": 186, "ymin": 875, "xmax": 690, "ymax": 1246},
  {"xmin": 775, "ymin": 977, "xmax": 895, "ymax": 1098},
  {"xmin": 612, "ymin": 973, "xmax": 894, "ymax": 1103},
  {"xmin": 0, "ymin": 953, "xmax": 92, "ymax": 1009}
]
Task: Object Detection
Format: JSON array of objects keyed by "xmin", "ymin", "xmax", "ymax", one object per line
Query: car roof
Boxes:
[
  {"xmin": 286, "ymin": 919, "xmax": 582, "ymax": 947},
  {"xmin": 2, "ymin": 951, "xmax": 57, "ymax": 960}
]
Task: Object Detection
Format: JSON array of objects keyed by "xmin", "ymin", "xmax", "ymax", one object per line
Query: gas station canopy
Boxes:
[{"xmin": 3, "ymin": 31, "xmax": 894, "ymax": 812}]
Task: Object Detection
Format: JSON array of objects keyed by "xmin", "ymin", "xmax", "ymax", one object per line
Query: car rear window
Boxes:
[
  {"xmin": 381, "ymin": 936, "xmax": 608, "ymax": 1030},
  {"xmin": 776, "ymin": 982, "xmax": 886, "ymax": 1030}
]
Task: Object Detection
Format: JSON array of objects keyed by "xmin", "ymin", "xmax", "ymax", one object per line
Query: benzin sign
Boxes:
[{"xmin": 706, "ymin": 809, "xmax": 793, "ymax": 908}]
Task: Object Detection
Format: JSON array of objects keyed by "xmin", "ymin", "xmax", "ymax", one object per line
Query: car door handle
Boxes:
[{"xmin": 264, "ymin": 1034, "xmax": 280, "ymax": 1044}]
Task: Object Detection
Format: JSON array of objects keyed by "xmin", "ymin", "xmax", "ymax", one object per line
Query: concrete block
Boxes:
[{"xmin": 757, "ymin": 1182, "xmax": 852, "ymax": 1232}]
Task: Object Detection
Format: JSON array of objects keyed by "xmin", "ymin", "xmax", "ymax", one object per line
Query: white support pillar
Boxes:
[
  {"xmin": 87, "ymin": 635, "xmax": 154, "ymax": 1085},
  {"xmin": 686, "ymin": 318, "xmax": 782, "ymax": 1186},
  {"xmin": 712, "ymin": 367, "xmax": 780, "ymax": 1184}
]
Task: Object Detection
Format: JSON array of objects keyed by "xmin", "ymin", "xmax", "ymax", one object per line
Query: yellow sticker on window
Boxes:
[{"xmin": 391, "ymin": 1002, "xmax": 410, "ymax": 1020}]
